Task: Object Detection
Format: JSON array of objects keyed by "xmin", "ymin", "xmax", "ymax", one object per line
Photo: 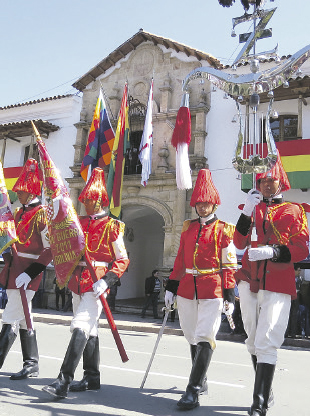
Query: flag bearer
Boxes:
[
  {"xmin": 0, "ymin": 159, "xmax": 51, "ymax": 379},
  {"xmin": 165, "ymin": 169, "xmax": 237, "ymax": 410},
  {"xmin": 43, "ymin": 167, "xmax": 129, "ymax": 399},
  {"xmin": 234, "ymin": 153, "xmax": 309, "ymax": 416}
]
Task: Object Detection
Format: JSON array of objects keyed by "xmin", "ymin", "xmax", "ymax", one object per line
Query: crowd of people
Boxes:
[{"xmin": 0, "ymin": 154, "xmax": 309, "ymax": 416}]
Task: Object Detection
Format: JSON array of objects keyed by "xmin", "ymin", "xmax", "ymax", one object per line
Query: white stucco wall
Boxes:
[{"xmin": 0, "ymin": 95, "xmax": 82, "ymax": 194}]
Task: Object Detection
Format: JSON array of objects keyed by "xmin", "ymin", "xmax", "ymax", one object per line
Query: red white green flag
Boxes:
[
  {"xmin": 32, "ymin": 121, "xmax": 85, "ymax": 288},
  {"xmin": 0, "ymin": 161, "xmax": 16, "ymax": 254},
  {"xmin": 107, "ymin": 83, "xmax": 130, "ymax": 218}
]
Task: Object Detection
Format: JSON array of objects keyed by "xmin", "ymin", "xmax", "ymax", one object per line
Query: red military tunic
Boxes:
[
  {"xmin": 234, "ymin": 200, "xmax": 309, "ymax": 298},
  {"xmin": 0, "ymin": 203, "xmax": 52, "ymax": 291},
  {"xmin": 68, "ymin": 215, "xmax": 129, "ymax": 295},
  {"xmin": 169, "ymin": 217, "xmax": 237, "ymax": 299}
]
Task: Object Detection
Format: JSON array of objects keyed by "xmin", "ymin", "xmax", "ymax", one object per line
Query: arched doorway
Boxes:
[{"xmin": 117, "ymin": 204, "xmax": 165, "ymax": 300}]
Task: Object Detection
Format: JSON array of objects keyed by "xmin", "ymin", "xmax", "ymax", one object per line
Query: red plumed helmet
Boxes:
[
  {"xmin": 78, "ymin": 168, "xmax": 109, "ymax": 207},
  {"xmin": 256, "ymin": 150, "xmax": 291, "ymax": 192},
  {"xmin": 190, "ymin": 169, "xmax": 221, "ymax": 207},
  {"xmin": 12, "ymin": 158, "xmax": 41, "ymax": 196}
]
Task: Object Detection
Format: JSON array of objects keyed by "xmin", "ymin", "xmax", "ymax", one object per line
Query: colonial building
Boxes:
[
  {"xmin": 68, "ymin": 29, "xmax": 310, "ymax": 301},
  {"xmin": 0, "ymin": 30, "xmax": 309, "ymax": 306}
]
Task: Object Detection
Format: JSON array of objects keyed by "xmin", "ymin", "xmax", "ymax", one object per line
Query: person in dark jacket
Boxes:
[{"xmin": 141, "ymin": 270, "xmax": 161, "ymax": 319}]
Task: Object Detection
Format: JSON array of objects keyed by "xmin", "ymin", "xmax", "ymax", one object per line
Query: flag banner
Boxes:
[
  {"xmin": 139, "ymin": 79, "xmax": 153, "ymax": 186},
  {"xmin": 241, "ymin": 139, "xmax": 310, "ymax": 191},
  {"xmin": 80, "ymin": 90, "xmax": 115, "ymax": 182},
  {"xmin": 32, "ymin": 121, "xmax": 85, "ymax": 288},
  {"xmin": 0, "ymin": 161, "xmax": 16, "ymax": 254},
  {"xmin": 171, "ymin": 93, "xmax": 192, "ymax": 190},
  {"xmin": 107, "ymin": 83, "xmax": 130, "ymax": 218}
]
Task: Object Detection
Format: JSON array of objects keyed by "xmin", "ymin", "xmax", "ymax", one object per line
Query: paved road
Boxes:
[{"xmin": 0, "ymin": 320, "xmax": 309, "ymax": 416}]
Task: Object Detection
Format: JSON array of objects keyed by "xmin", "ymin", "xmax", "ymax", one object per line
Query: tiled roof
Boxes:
[
  {"xmin": 72, "ymin": 29, "xmax": 222, "ymax": 92},
  {"xmin": 0, "ymin": 94, "xmax": 74, "ymax": 110}
]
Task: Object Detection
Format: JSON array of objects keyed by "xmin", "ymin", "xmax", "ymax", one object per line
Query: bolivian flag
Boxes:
[
  {"xmin": 241, "ymin": 139, "xmax": 310, "ymax": 191},
  {"xmin": 107, "ymin": 83, "xmax": 130, "ymax": 219}
]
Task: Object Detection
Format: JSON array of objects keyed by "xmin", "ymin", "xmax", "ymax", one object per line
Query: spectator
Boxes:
[{"xmin": 141, "ymin": 270, "xmax": 161, "ymax": 319}]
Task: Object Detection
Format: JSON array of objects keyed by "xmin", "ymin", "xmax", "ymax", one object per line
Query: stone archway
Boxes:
[{"xmin": 117, "ymin": 198, "xmax": 171, "ymax": 301}]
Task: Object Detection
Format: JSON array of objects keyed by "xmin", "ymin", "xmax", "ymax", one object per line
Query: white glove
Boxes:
[
  {"xmin": 165, "ymin": 291, "xmax": 175, "ymax": 308},
  {"xmin": 92, "ymin": 279, "xmax": 108, "ymax": 298},
  {"xmin": 242, "ymin": 188, "xmax": 261, "ymax": 217},
  {"xmin": 223, "ymin": 301, "xmax": 234, "ymax": 316},
  {"xmin": 248, "ymin": 246, "xmax": 275, "ymax": 262},
  {"xmin": 15, "ymin": 272, "xmax": 31, "ymax": 290}
]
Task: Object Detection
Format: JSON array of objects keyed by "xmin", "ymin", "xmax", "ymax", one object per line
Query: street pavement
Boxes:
[{"xmin": 0, "ymin": 308, "xmax": 309, "ymax": 416}]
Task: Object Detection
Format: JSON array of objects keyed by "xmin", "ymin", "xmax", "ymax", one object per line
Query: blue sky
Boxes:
[{"xmin": 0, "ymin": 0, "xmax": 309, "ymax": 107}]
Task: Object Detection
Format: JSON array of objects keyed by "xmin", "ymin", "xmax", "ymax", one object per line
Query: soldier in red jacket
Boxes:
[
  {"xmin": 0, "ymin": 159, "xmax": 51, "ymax": 379},
  {"xmin": 234, "ymin": 154, "xmax": 309, "ymax": 416},
  {"xmin": 165, "ymin": 169, "xmax": 237, "ymax": 410},
  {"xmin": 43, "ymin": 168, "xmax": 129, "ymax": 399}
]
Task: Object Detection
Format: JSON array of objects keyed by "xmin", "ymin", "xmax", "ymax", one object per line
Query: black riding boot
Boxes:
[
  {"xmin": 42, "ymin": 328, "xmax": 88, "ymax": 399},
  {"xmin": 0, "ymin": 324, "xmax": 17, "ymax": 369},
  {"xmin": 177, "ymin": 342, "xmax": 213, "ymax": 410},
  {"xmin": 249, "ymin": 363, "xmax": 276, "ymax": 416},
  {"xmin": 190, "ymin": 344, "xmax": 208, "ymax": 395},
  {"xmin": 69, "ymin": 335, "xmax": 100, "ymax": 392},
  {"xmin": 10, "ymin": 329, "xmax": 39, "ymax": 380},
  {"xmin": 251, "ymin": 355, "xmax": 274, "ymax": 409}
]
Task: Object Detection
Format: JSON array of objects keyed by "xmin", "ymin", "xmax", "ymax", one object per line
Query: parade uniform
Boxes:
[
  {"xmin": 234, "ymin": 153, "xmax": 309, "ymax": 416},
  {"xmin": 165, "ymin": 169, "xmax": 237, "ymax": 410},
  {"xmin": 68, "ymin": 214, "xmax": 129, "ymax": 337},
  {"xmin": 169, "ymin": 217, "xmax": 237, "ymax": 348},
  {"xmin": 0, "ymin": 159, "xmax": 51, "ymax": 380},
  {"xmin": 43, "ymin": 167, "xmax": 129, "ymax": 399}
]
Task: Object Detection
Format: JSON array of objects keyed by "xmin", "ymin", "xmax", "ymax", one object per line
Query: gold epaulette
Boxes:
[
  {"xmin": 115, "ymin": 219, "xmax": 125, "ymax": 236},
  {"xmin": 223, "ymin": 222, "xmax": 236, "ymax": 239},
  {"xmin": 182, "ymin": 219, "xmax": 197, "ymax": 233},
  {"xmin": 13, "ymin": 207, "xmax": 19, "ymax": 218}
]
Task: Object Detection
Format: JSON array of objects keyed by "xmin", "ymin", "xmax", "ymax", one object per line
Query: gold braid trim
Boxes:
[
  {"xmin": 193, "ymin": 219, "xmax": 221, "ymax": 274},
  {"xmin": 15, "ymin": 208, "xmax": 46, "ymax": 245},
  {"xmin": 85, "ymin": 217, "xmax": 114, "ymax": 255},
  {"xmin": 268, "ymin": 202, "xmax": 308, "ymax": 245}
]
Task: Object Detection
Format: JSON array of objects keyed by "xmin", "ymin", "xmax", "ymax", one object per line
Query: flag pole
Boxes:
[{"xmin": 84, "ymin": 251, "xmax": 129, "ymax": 363}]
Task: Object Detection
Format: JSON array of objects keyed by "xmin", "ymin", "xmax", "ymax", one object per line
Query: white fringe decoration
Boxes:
[{"xmin": 176, "ymin": 142, "xmax": 192, "ymax": 190}]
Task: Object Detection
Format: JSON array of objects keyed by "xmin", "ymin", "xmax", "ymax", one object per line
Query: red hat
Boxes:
[
  {"xmin": 190, "ymin": 169, "xmax": 221, "ymax": 207},
  {"xmin": 256, "ymin": 150, "xmax": 291, "ymax": 192},
  {"xmin": 78, "ymin": 168, "xmax": 109, "ymax": 207},
  {"xmin": 12, "ymin": 158, "xmax": 41, "ymax": 196}
]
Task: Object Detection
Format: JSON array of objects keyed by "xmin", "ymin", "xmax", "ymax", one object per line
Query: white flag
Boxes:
[{"xmin": 139, "ymin": 79, "xmax": 153, "ymax": 186}]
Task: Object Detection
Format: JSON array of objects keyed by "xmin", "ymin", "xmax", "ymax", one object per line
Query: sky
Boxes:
[{"xmin": 0, "ymin": 0, "xmax": 309, "ymax": 108}]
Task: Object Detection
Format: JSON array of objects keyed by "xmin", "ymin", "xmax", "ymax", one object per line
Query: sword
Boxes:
[
  {"xmin": 140, "ymin": 304, "xmax": 173, "ymax": 389},
  {"xmin": 224, "ymin": 300, "xmax": 235, "ymax": 331}
]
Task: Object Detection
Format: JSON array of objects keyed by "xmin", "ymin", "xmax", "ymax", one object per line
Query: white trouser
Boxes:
[
  {"xmin": 177, "ymin": 295, "xmax": 223, "ymax": 350},
  {"xmin": 2, "ymin": 289, "xmax": 35, "ymax": 333},
  {"xmin": 71, "ymin": 291, "xmax": 103, "ymax": 337},
  {"xmin": 238, "ymin": 280, "xmax": 291, "ymax": 365}
]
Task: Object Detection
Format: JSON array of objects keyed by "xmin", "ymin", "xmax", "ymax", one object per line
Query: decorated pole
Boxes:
[{"xmin": 84, "ymin": 251, "xmax": 129, "ymax": 363}]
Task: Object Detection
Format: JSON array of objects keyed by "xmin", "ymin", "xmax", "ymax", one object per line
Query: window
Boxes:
[
  {"xmin": 124, "ymin": 131, "xmax": 142, "ymax": 175},
  {"xmin": 269, "ymin": 115, "xmax": 298, "ymax": 142},
  {"xmin": 24, "ymin": 144, "xmax": 39, "ymax": 164}
]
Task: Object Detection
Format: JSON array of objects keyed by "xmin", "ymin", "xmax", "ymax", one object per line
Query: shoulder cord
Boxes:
[
  {"xmin": 85, "ymin": 217, "xmax": 114, "ymax": 256},
  {"xmin": 15, "ymin": 208, "xmax": 46, "ymax": 245},
  {"xmin": 268, "ymin": 202, "xmax": 308, "ymax": 245},
  {"xmin": 193, "ymin": 220, "xmax": 220, "ymax": 274}
]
